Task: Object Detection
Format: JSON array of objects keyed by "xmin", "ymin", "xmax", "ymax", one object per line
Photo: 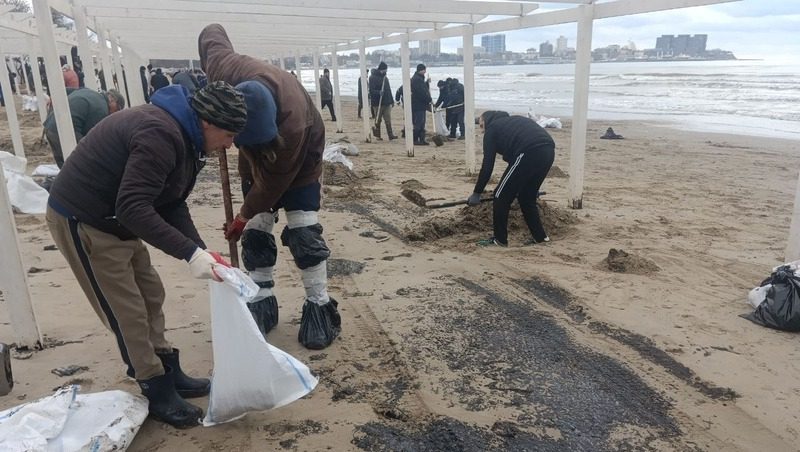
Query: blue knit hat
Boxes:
[{"xmin": 234, "ymin": 80, "xmax": 278, "ymax": 146}]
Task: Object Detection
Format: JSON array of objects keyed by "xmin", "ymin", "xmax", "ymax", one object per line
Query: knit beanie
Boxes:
[
  {"xmin": 378, "ymin": 62, "xmax": 387, "ymax": 71},
  {"xmin": 416, "ymin": 64, "xmax": 426, "ymax": 72},
  {"xmin": 190, "ymin": 81, "xmax": 248, "ymax": 133},
  {"xmin": 234, "ymin": 80, "xmax": 279, "ymax": 146}
]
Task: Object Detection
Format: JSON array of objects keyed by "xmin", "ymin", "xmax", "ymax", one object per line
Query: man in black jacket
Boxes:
[
  {"xmin": 467, "ymin": 111, "xmax": 555, "ymax": 247},
  {"xmin": 368, "ymin": 62, "xmax": 396, "ymax": 140},
  {"xmin": 447, "ymin": 78, "xmax": 466, "ymax": 140},
  {"xmin": 410, "ymin": 64, "xmax": 432, "ymax": 146},
  {"xmin": 46, "ymin": 82, "xmax": 248, "ymax": 429}
]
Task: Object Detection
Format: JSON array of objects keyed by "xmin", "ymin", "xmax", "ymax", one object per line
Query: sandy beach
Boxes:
[{"xmin": 1, "ymin": 95, "xmax": 799, "ymax": 451}]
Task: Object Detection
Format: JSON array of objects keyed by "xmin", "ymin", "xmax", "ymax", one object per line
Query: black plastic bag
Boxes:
[
  {"xmin": 242, "ymin": 229, "xmax": 277, "ymax": 271},
  {"xmin": 745, "ymin": 266, "xmax": 800, "ymax": 332},
  {"xmin": 247, "ymin": 295, "xmax": 279, "ymax": 337},
  {"xmin": 298, "ymin": 298, "xmax": 341, "ymax": 350},
  {"xmin": 280, "ymin": 224, "xmax": 331, "ymax": 270}
]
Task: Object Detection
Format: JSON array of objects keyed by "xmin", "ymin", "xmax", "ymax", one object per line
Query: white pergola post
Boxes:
[
  {"xmin": 0, "ymin": 162, "xmax": 42, "ymax": 349},
  {"xmin": 0, "ymin": 49, "xmax": 25, "ymax": 158},
  {"xmin": 94, "ymin": 22, "xmax": 114, "ymax": 92},
  {"xmin": 786, "ymin": 171, "xmax": 800, "ymax": 261},
  {"xmin": 27, "ymin": 37, "xmax": 48, "ymax": 124},
  {"xmin": 110, "ymin": 35, "xmax": 129, "ymax": 104},
  {"xmin": 33, "ymin": 0, "xmax": 77, "ymax": 158},
  {"xmin": 400, "ymin": 36, "xmax": 413, "ymax": 157},
  {"xmin": 122, "ymin": 45, "xmax": 146, "ymax": 107},
  {"xmin": 463, "ymin": 26, "xmax": 476, "ymax": 174},
  {"xmin": 20, "ymin": 59, "xmax": 31, "ymax": 95},
  {"xmin": 567, "ymin": 4, "xmax": 595, "ymax": 209},
  {"xmin": 331, "ymin": 48, "xmax": 343, "ymax": 133},
  {"xmin": 279, "ymin": 55, "xmax": 285, "ymax": 71},
  {"xmin": 312, "ymin": 49, "xmax": 321, "ymax": 113},
  {"xmin": 294, "ymin": 50, "xmax": 302, "ymax": 84},
  {"xmin": 72, "ymin": 3, "xmax": 97, "ymax": 92},
  {"xmin": 358, "ymin": 40, "xmax": 371, "ymax": 143}
]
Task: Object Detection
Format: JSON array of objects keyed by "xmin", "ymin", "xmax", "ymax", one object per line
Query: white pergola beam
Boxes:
[{"xmin": 82, "ymin": 0, "xmax": 535, "ymax": 17}]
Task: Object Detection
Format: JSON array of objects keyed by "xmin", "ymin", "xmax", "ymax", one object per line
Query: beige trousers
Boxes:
[{"xmin": 46, "ymin": 206, "xmax": 171, "ymax": 380}]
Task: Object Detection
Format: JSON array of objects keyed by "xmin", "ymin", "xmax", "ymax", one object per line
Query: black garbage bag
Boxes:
[
  {"xmin": 280, "ymin": 224, "xmax": 331, "ymax": 270},
  {"xmin": 247, "ymin": 295, "xmax": 279, "ymax": 337},
  {"xmin": 298, "ymin": 297, "xmax": 341, "ymax": 350},
  {"xmin": 242, "ymin": 229, "xmax": 277, "ymax": 271},
  {"xmin": 745, "ymin": 266, "xmax": 800, "ymax": 331}
]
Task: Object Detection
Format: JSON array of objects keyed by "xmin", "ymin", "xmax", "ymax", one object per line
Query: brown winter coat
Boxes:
[{"xmin": 198, "ymin": 24, "xmax": 324, "ymax": 218}]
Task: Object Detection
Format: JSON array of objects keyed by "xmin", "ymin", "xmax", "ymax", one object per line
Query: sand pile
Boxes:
[
  {"xmin": 603, "ymin": 249, "xmax": 659, "ymax": 275},
  {"xmin": 406, "ymin": 199, "xmax": 579, "ymax": 242},
  {"xmin": 548, "ymin": 166, "xmax": 568, "ymax": 178},
  {"xmin": 323, "ymin": 161, "xmax": 358, "ymax": 187},
  {"xmin": 401, "ymin": 179, "xmax": 428, "ymax": 191}
]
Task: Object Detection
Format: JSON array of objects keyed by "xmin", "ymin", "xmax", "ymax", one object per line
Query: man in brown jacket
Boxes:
[
  {"xmin": 46, "ymin": 81, "xmax": 248, "ymax": 428},
  {"xmin": 198, "ymin": 23, "xmax": 341, "ymax": 350}
]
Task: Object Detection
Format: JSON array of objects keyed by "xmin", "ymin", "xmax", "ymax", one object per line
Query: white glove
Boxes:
[{"xmin": 188, "ymin": 248, "xmax": 222, "ymax": 281}]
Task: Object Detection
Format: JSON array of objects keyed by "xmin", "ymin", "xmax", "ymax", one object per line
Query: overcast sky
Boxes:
[{"xmin": 441, "ymin": 1, "xmax": 800, "ymax": 62}]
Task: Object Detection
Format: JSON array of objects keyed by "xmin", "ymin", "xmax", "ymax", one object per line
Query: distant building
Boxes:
[
  {"xmin": 539, "ymin": 41, "xmax": 554, "ymax": 57},
  {"xmin": 655, "ymin": 34, "xmax": 707, "ymax": 57},
  {"xmin": 481, "ymin": 34, "xmax": 506, "ymax": 54},
  {"xmin": 419, "ymin": 39, "xmax": 441, "ymax": 57},
  {"xmin": 556, "ymin": 36, "xmax": 568, "ymax": 56}
]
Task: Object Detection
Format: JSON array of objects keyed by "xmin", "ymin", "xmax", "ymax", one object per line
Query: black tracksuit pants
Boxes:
[
  {"xmin": 493, "ymin": 143, "xmax": 555, "ymax": 244},
  {"xmin": 449, "ymin": 109, "xmax": 465, "ymax": 138},
  {"xmin": 321, "ymin": 99, "xmax": 336, "ymax": 120}
]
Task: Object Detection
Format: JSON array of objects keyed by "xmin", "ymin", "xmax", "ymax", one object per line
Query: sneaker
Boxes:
[
  {"xmin": 524, "ymin": 236, "xmax": 550, "ymax": 246},
  {"xmin": 477, "ymin": 237, "xmax": 507, "ymax": 247},
  {"xmin": 457, "ymin": 136, "xmax": 465, "ymax": 140}
]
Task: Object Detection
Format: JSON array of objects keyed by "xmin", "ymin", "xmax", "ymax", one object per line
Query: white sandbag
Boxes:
[
  {"xmin": 32, "ymin": 164, "xmax": 59, "ymax": 177},
  {"xmin": 537, "ymin": 116, "xmax": 562, "ymax": 129},
  {"xmin": 0, "ymin": 385, "xmax": 147, "ymax": 452},
  {"xmin": 1, "ymin": 152, "xmax": 49, "ymax": 214},
  {"xmin": 747, "ymin": 284, "xmax": 772, "ymax": 309},
  {"xmin": 0, "ymin": 150, "xmax": 26, "ymax": 174},
  {"xmin": 203, "ymin": 266, "xmax": 318, "ymax": 427},
  {"xmin": 433, "ymin": 109, "xmax": 447, "ymax": 136},
  {"xmin": 4, "ymin": 172, "xmax": 49, "ymax": 214},
  {"xmin": 322, "ymin": 144, "xmax": 353, "ymax": 170}
]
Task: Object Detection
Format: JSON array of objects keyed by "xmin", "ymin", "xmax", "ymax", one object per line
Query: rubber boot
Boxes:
[
  {"xmin": 138, "ymin": 367, "xmax": 203, "ymax": 429},
  {"xmin": 156, "ymin": 348, "xmax": 210, "ymax": 399}
]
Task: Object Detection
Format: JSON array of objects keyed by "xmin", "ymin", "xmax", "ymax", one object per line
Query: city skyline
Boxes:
[{"xmin": 435, "ymin": 2, "xmax": 798, "ymax": 63}]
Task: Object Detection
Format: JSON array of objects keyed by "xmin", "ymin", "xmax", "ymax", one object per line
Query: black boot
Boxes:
[
  {"xmin": 156, "ymin": 348, "xmax": 210, "ymax": 399},
  {"xmin": 138, "ymin": 367, "xmax": 203, "ymax": 429}
]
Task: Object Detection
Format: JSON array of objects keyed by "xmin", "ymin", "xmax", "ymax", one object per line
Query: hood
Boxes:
[
  {"xmin": 234, "ymin": 80, "xmax": 278, "ymax": 147},
  {"xmin": 482, "ymin": 110, "xmax": 510, "ymax": 129},
  {"xmin": 150, "ymin": 85, "xmax": 205, "ymax": 158},
  {"xmin": 198, "ymin": 24, "xmax": 234, "ymax": 79}
]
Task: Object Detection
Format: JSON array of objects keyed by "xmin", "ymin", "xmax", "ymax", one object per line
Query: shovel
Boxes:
[
  {"xmin": 218, "ymin": 151, "xmax": 240, "ymax": 268},
  {"xmin": 402, "ymin": 189, "xmax": 546, "ymax": 209}
]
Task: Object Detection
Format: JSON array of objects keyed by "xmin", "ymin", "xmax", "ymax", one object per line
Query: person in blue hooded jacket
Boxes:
[{"xmin": 46, "ymin": 81, "xmax": 248, "ymax": 429}]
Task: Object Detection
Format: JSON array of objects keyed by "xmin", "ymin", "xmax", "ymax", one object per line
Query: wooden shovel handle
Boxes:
[{"xmin": 218, "ymin": 151, "xmax": 239, "ymax": 268}]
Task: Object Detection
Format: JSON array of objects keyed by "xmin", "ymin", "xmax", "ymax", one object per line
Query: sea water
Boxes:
[{"xmin": 301, "ymin": 60, "xmax": 799, "ymax": 140}]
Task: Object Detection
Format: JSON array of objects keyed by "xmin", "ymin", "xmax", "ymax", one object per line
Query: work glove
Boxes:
[
  {"xmin": 467, "ymin": 193, "xmax": 482, "ymax": 206},
  {"xmin": 224, "ymin": 214, "xmax": 248, "ymax": 242},
  {"xmin": 188, "ymin": 248, "xmax": 223, "ymax": 281}
]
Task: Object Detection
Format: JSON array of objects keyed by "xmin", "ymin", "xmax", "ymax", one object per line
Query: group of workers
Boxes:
[{"xmin": 39, "ymin": 23, "xmax": 554, "ymax": 429}]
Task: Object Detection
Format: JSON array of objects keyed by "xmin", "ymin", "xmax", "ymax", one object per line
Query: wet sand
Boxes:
[{"xmin": 1, "ymin": 96, "xmax": 799, "ymax": 451}]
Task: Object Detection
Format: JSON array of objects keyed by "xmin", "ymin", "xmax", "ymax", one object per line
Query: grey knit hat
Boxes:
[{"xmin": 190, "ymin": 81, "xmax": 248, "ymax": 133}]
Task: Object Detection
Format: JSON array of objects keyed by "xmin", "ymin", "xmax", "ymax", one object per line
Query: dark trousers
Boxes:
[
  {"xmin": 45, "ymin": 127, "xmax": 65, "ymax": 168},
  {"xmin": 449, "ymin": 109, "xmax": 465, "ymax": 138},
  {"xmin": 412, "ymin": 109, "xmax": 427, "ymax": 143},
  {"xmin": 492, "ymin": 144, "xmax": 555, "ymax": 244},
  {"xmin": 445, "ymin": 109, "xmax": 452, "ymax": 130},
  {"xmin": 321, "ymin": 99, "xmax": 336, "ymax": 120},
  {"xmin": 371, "ymin": 105, "xmax": 393, "ymax": 138},
  {"xmin": 358, "ymin": 102, "xmax": 362, "ymax": 118}
]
